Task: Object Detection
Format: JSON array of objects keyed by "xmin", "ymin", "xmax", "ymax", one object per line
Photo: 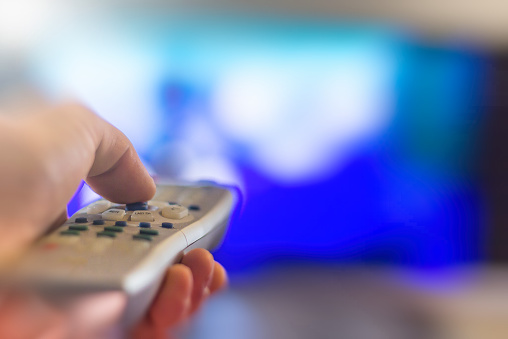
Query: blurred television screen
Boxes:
[{"xmin": 0, "ymin": 3, "xmax": 489, "ymax": 270}]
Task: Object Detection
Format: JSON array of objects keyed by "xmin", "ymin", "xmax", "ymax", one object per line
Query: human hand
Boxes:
[{"xmin": 0, "ymin": 103, "xmax": 227, "ymax": 338}]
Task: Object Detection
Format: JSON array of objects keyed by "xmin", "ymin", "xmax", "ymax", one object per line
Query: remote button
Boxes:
[
  {"xmin": 131, "ymin": 211, "xmax": 154, "ymax": 222},
  {"xmin": 60, "ymin": 230, "xmax": 80, "ymax": 236},
  {"xmin": 97, "ymin": 231, "xmax": 116, "ymax": 238},
  {"xmin": 161, "ymin": 205, "xmax": 188, "ymax": 219},
  {"xmin": 168, "ymin": 202, "xmax": 178, "ymax": 205},
  {"xmin": 115, "ymin": 221, "xmax": 127, "ymax": 227},
  {"xmin": 104, "ymin": 226, "xmax": 123, "ymax": 233},
  {"xmin": 140, "ymin": 229, "xmax": 158, "ymax": 236},
  {"xmin": 161, "ymin": 222, "xmax": 174, "ymax": 229},
  {"xmin": 92, "ymin": 220, "xmax": 105, "ymax": 225},
  {"xmin": 75, "ymin": 217, "xmax": 88, "ymax": 223},
  {"xmin": 133, "ymin": 234, "xmax": 152, "ymax": 241},
  {"xmin": 188, "ymin": 205, "xmax": 200, "ymax": 211},
  {"xmin": 102, "ymin": 209, "xmax": 126, "ymax": 221},
  {"xmin": 69, "ymin": 225, "xmax": 88, "ymax": 231},
  {"xmin": 126, "ymin": 202, "xmax": 148, "ymax": 211},
  {"xmin": 139, "ymin": 222, "xmax": 151, "ymax": 228},
  {"xmin": 87, "ymin": 200, "xmax": 111, "ymax": 214}
]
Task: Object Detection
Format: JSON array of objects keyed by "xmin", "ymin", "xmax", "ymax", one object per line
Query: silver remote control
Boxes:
[{"xmin": 6, "ymin": 181, "xmax": 237, "ymax": 326}]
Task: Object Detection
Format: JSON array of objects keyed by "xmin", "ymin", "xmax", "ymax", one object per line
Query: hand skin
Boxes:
[{"xmin": 0, "ymin": 103, "xmax": 228, "ymax": 338}]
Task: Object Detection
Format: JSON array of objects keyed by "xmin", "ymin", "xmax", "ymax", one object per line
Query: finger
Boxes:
[
  {"xmin": 181, "ymin": 249, "xmax": 215, "ymax": 313},
  {"xmin": 147, "ymin": 264, "xmax": 192, "ymax": 328},
  {"xmin": 209, "ymin": 262, "xmax": 228, "ymax": 294},
  {"xmin": 0, "ymin": 103, "xmax": 156, "ymax": 255},
  {"xmin": 85, "ymin": 123, "xmax": 156, "ymax": 204},
  {"xmin": 20, "ymin": 102, "xmax": 156, "ymax": 205}
]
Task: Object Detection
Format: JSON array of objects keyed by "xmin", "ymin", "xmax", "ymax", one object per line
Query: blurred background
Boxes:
[{"xmin": 1, "ymin": 0, "xmax": 508, "ymax": 337}]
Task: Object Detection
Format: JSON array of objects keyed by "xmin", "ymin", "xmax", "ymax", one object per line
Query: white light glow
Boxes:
[
  {"xmin": 0, "ymin": 0, "xmax": 54, "ymax": 50},
  {"xmin": 211, "ymin": 49, "xmax": 395, "ymax": 183},
  {"xmin": 212, "ymin": 65, "xmax": 293, "ymax": 142},
  {"xmin": 39, "ymin": 43, "xmax": 163, "ymax": 154}
]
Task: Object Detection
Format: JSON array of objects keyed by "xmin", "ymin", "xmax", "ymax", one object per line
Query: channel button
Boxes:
[{"xmin": 131, "ymin": 211, "xmax": 154, "ymax": 222}]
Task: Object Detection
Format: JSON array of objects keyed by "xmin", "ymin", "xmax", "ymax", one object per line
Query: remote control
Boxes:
[{"xmin": 5, "ymin": 181, "xmax": 238, "ymax": 326}]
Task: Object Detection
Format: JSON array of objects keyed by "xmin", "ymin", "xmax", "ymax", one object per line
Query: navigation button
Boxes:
[
  {"xmin": 133, "ymin": 234, "xmax": 152, "ymax": 241},
  {"xmin": 140, "ymin": 229, "xmax": 158, "ymax": 236},
  {"xmin": 60, "ymin": 230, "xmax": 80, "ymax": 236},
  {"xmin": 102, "ymin": 209, "xmax": 126, "ymax": 221},
  {"xmin": 97, "ymin": 231, "xmax": 116, "ymax": 238},
  {"xmin": 161, "ymin": 205, "xmax": 188, "ymax": 219},
  {"xmin": 161, "ymin": 222, "xmax": 173, "ymax": 229},
  {"xmin": 69, "ymin": 225, "xmax": 88, "ymax": 231},
  {"xmin": 104, "ymin": 226, "xmax": 123, "ymax": 233}
]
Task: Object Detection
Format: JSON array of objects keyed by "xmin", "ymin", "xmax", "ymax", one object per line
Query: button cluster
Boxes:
[
  {"xmin": 60, "ymin": 219, "xmax": 164, "ymax": 242},
  {"xmin": 59, "ymin": 200, "xmax": 200, "ymax": 242}
]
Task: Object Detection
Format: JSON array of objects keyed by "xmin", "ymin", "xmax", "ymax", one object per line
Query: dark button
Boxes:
[
  {"xmin": 133, "ymin": 234, "xmax": 152, "ymax": 241},
  {"xmin": 140, "ymin": 229, "xmax": 158, "ymax": 236},
  {"xmin": 168, "ymin": 202, "xmax": 178, "ymax": 205},
  {"xmin": 139, "ymin": 222, "xmax": 151, "ymax": 228},
  {"xmin": 104, "ymin": 226, "xmax": 123, "ymax": 233},
  {"xmin": 197, "ymin": 179, "xmax": 217, "ymax": 185},
  {"xmin": 97, "ymin": 231, "xmax": 116, "ymax": 238},
  {"xmin": 93, "ymin": 220, "xmax": 105, "ymax": 225},
  {"xmin": 161, "ymin": 222, "xmax": 173, "ymax": 229},
  {"xmin": 188, "ymin": 205, "xmax": 200, "ymax": 211},
  {"xmin": 115, "ymin": 221, "xmax": 127, "ymax": 227},
  {"xmin": 69, "ymin": 225, "xmax": 88, "ymax": 231},
  {"xmin": 60, "ymin": 230, "xmax": 80, "ymax": 236},
  {"xmin": 126, "ymin": 202, "xmax": 148, "ymax": 211},
  {"xmin": 75, "ymin": 217, "xmax": 88, "ymax": 223}
]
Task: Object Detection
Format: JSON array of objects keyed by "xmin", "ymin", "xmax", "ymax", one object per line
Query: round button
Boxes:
[
  {"xmin": 115, "ymin": 221, "xmax": 127, "ymax": 227},
  {"xmin": 93, "ymin": 220, "xmax": 105, "ymax": 225},
  {"xmin": 75, "ymin": 217, "xmax": 88, "ymax": 223},
  {"xmin": 139, "ymin": 222, "xmax": 151, "ymax": 228}
]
